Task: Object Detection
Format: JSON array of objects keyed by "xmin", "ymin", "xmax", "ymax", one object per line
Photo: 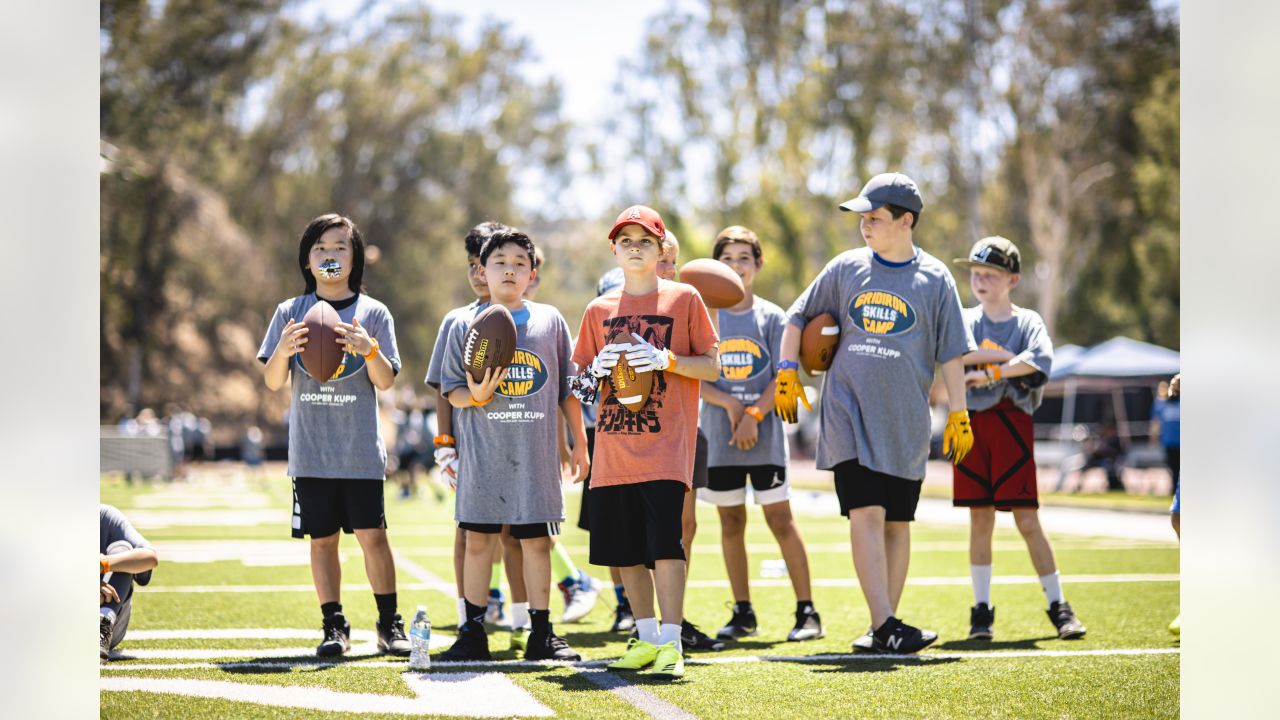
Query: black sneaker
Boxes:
[
  {"xmin": 1047, "ymin": 601, "xmax": 1087, "ymax": 639},
  {"xmin": 871, "ymin": 617, "xmax": 938, "ymax": 654},
  {"xmin": 438, "ymin": 624, "xmax": 491, "ymax": 661},
  {"xmin": 611, "ymin": 603, "xmax": 636, "ymax": 633},
  {"xmin": 524, "ymin": 630, "xmax": 581, "ymax": 661},
  {"xmin": 317, "ymin": 613, "xmax": 352, "ymax": 657},
  {"xmin": 851, "ymin": 627, "xmax": 875, "ymax": 652},
  {"xmin": 969, "ymin": 603, "xmax": 995, "ymax": 640},
  {"xmin": 100, "ymin": 615, "xmax": 112, "ymax": 662},
  {"xmin": 681, "ymin": 620, "xmax": 726, "ymax": 651},
  {"xmin": 787, "ymin": 606, "xmax": 825, "ymax": 641},
  {"xmin": 377, "ymin": 614, "xmax": 412, "ymax": 656},
  {"xmin": 715, "ymin": 605, "xmax": 758, "ymax": 640}
]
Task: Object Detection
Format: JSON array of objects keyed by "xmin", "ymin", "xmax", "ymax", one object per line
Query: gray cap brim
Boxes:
[
  {"xmin": 952, "ymin": 258, "xmax": 1013, "ymax": 272},
  {"xmin": 838, "ymin": 197, "xmax": 880, "ymax": 213}
]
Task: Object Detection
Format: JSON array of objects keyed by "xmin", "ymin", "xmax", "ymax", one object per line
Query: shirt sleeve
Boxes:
[
  {"xmin": 787, "ymin": 258, "xmax": 842, "ymax": 329},
  {"xmin": 440, "ymin": 319, "xmax": 470, "ymax": 396},
  {"xmin": 102, "ymin": 505, "xmax": 153, "ymax": 586},
  {"xmin": 257, "ymin": 300, "xmax": 291, "ymax": 364},
  {"xmin": 1012, "ymin": 312, "xmax": 1053, "ymax": 389},
  {"xmin": 934, "ymin": 272, "xmax": 976, "ymax": 363},
  {"xmin": 425, "ymin": 313, "xmax": 457, "ymax": 388},
  {"xmin": 371, "ymin": 306, "xmax": 402, "ymax": 375},
  {"xmin": 687, "ymin": 290, "xmax": 719, "ymax": 356}
]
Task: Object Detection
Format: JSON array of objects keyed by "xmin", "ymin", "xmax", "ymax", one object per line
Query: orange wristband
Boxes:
[
  {"xmin": 992, "ymin": 365, "xmax": 1002, "ymax": 381},
  {"xmin": 470, "ymin": 394, "xmax": 493, "ymax": 407},
  {"xmin": 667, "ymin": 350, "xmax": 678, "ymax": 369},
  {"xmin": 744, "ymin": 406, "xmax": 765, "ymax": 422},
  {"xmin": 101, "ymin": 558, "xmax": 110, "ymax": 575},
  {"xmin": 363, "ymin": 337, "xmax": 380, "ymax": 360},
  {"xmin": 433, "ymin": 434, "xmax": 455, "ymax": 447}
]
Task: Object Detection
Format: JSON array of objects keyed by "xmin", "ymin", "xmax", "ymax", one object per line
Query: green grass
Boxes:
[{"xmin": 100, "ymin": 472, "xmax": 1179, "ymax": 718}]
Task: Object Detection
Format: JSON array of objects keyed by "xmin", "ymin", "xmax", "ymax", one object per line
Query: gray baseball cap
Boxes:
[
  {"xmin": 953, "ymin": 236, "xmax": 1021, "ymax": 274},
  {"xmin": 838, "ymin": 172, "xmax": 924, "ymax": 214}
]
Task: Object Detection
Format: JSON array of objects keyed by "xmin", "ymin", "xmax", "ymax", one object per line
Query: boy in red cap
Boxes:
[{"xmin": 571, "ymin": 205, "xmax": 721, "ymax": 679}]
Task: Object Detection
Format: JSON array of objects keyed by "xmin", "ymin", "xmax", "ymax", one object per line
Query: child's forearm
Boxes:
[
  {"xmin": 671, "ymin": 349, "xmax": 721, "ymax": 381},
  {"xmin": 779, "ymin": 323, "xmax": 801, "ymax": 363},
  {"xmin": 700, "ymin": 382, "xmax": 739, "ymax": 411},
  {"xmin": 263, "ymin": 348, "xmax": 291, "ymax": 391},
  {"xmin": 365, "ymin": 350, "xmax": 396, "ymax": 390},
  {"xmin": 447, "ymin": 386, "xmax": 476, "ymax": 409},
  {"xmin": 559, "ymin": 396, "xmax": 588, "ymax": 447},
  {"xmin": 435, "ymin": 389, "xmax": 453, "ymax": 440},
  {"xmin": 941, "ymin": 357, "xmax": 968, "ymax": 412},
  {"xmin": 960, "ymin": 348, "xmax": 1016, "ymax": 366}
]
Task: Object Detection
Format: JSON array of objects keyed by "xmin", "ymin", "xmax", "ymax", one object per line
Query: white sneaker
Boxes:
[
  {"xmin": 787, "ymin": 606, "xmax": 825, "ymax": 641},
  {"xmin": 560, "ymin": 574, "xmax": 599, "ymax": 623}
]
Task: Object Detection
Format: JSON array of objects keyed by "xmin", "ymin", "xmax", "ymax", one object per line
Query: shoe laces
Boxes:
[
  {"xmin": 386, "ymin": 616, "xmax": 408, "ymax": 641},
  {"xmin": 547, "ymin": 633, "xmax": 572, "ymax": 652},
  {"xmin": 323, "ymin": 619, "xmax": 348, "ymax": 642}
]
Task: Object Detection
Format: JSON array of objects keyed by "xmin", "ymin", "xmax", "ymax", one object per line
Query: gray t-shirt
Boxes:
[
  {"xmin": 257, "ymin": 293, "xmax": 402, "ymax": 480},
  {"xmin": 787, "ymin": 247, "xmax": 974, "ymax": 479},
  {"xmin": 963, "ymin": 306, "xmax": 1053, "ymax": 415},
  {"xmin": 440, "ymin": 301, "xmax": 573, "ymax": 524},
  {"xmin": 700, "ymin": 297, "xmax": 788, "ymax": 468},
  {"xmin": 100, "ymin": 504, "xmax": 152, "ymax": 586},
  {"xmin": 425, "ymin": 301, "xmax": 480, "ymax": 388}
]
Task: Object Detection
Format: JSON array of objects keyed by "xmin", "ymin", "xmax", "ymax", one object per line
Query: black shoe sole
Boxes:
[
  {"xmin": 316, "ymin": 644, "xmax": 349, "ymax": 658},
  {"xmin": 968, "ymin": 629, "xmax": 993, "ymax": 640},
  {"xmin": 379, "ymin": 643, "xmax": 412, "ymax": 656},
  {"xmin": 1057, "ymin": 628, "xmax": 1087, "ymax": 640}
]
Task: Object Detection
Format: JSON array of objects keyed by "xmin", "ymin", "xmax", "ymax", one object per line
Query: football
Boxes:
[
  {"xmin": 800, "ymin": 313, "xmax": 841, "ymax": 374},
  {"xmin": 678, "ymin": 258, "xmax": 745, "ymax": 308},
  {"xmin": 463, "ymin": 304, "xmax": 518, "ymax": 384},
  {"xmin": 610, "ymin": 349, "xmax": 655, "ymax": 412},
  {"xmin": 300, "ymin": 300, "xmax": 344, "ymax": 382}
]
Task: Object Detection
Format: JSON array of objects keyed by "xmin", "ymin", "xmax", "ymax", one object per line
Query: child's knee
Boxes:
[{"xmin": 719, "ymin": 506, "xmax": 748, "ymax": 535}]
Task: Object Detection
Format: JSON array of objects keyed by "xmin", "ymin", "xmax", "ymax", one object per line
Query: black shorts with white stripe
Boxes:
[{"xmin": 458, "ymin": 521, "xmax": 561, "ymax": 539}]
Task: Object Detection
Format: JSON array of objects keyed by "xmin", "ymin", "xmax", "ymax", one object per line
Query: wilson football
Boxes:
[
  {"xmin": 300, "ymin": 300, "xmax": 344, "ymax": 382},
  {"xmin": 800, "ymin": 313, "xmax": 840, "ymax": 374},
  {"xmin": 678, "ymin": 258, "xmax": 745, "ymax": 308},
  {"xmin": 610, "ymin": 350, "xmax": 655, "ymax": 412},
  {"xmin": 463, "ymin": 304, "xmax": 518, "ymax": 384}
]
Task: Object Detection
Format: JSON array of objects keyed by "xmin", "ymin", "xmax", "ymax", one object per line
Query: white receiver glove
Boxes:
[
  {"xmin": 434, "ymin": 446, "xmax": 459, "ymax": 489},
  {"xmin": 624, "ymin": 332, "xmax": 671, "ymax": 373},
  {"xmin": 588, "ymin": 343, "xmax": 630, "ymax": 378}
]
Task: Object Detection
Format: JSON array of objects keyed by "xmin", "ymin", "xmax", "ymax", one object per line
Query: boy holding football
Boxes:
[
  {"xmin": 572, "ymin": 205, "xmax": 721, "ymax": 678},
  {"xmin": 777, "ymin": 174, "xmax": 975, "ymax": 654},
  {"xmin": 951, "ymin": 236, "xmax": 1086, "ymax": 640},
  {"xmin": 436, "ymin": 228, "xmax": 590, "ymax": 661}
]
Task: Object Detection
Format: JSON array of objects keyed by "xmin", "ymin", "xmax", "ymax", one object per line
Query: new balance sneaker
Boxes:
[
  {"xmin": 852, "ymin": 627, "xmax": 875, "ymax": 652},
  {"xmin": 438, "ymin": 624, "xmax": 491, "ymax": 661},
  {"xmin": 485, "ymin": 592, "xmax": 506, "ymax": 626},
  {"xmin": 510, "ymin": 627, "xmax": 531, "ymax": 653},
  {"xmin": 716, "ymin": 605, "xmax": 758, "ymax": 640},
  {"xmin": 611, "ymin": 602, "xmax": 636, "ymax": 633},
  {"xmin": 607, "ymin": 638, "xmax": 659, "ymax": 671},
  {"xmin": 968, "ymin": 603, "xmax": 995, "ymax": 641},
  {"xmin": 647, "ymin": 641, "xmax": 685, "ymax": 679},
  {"xmin": 682, "ymin": 620, "xmax": 726, "ymax": 651},
  {"xmin": 317, "ymin": 613, "xmax": 352, "ymax": 657},
  {"xmin": 787, "ymin": 606, "xmax": 825, "ymax": 641},
  {"xmin": 1168, "ymin": 614, "xmax": 1180, "ymax": 636},
  {"xmin": 871, "ymin": 617, "xmax": 938, "ymax": 654},
  {"xmin": 524, "ymin": 631, "xmax": 581, "ymax": 661},
  {"xmin": 377, "ymin": 614, "xmax": 412, "ymax": 656},
  {"xmin": 1047, "ymin": 601, "xmax": 1087, "ymax": 639},
  {"xmin": 560, "ymin": 572, "xmax": 600, "ymax": 623},
  {"xmin": 100, "ymin": 615, "xmax": 112, "ymax": 662}
]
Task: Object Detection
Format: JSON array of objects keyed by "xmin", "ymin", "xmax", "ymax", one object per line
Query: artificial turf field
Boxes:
[{"xmin": 100, "ymin": 468, "xmax": 1180, "ymax": 719}]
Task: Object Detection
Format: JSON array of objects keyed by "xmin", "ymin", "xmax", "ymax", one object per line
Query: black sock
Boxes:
[
  {"xmin": 734, "ymin": 600, "xmax": 754, "ymax": 614},
  {"xmin": 464, "ymin": 600, "xmax": 487, "ymax": 632},
  {"xmin": 374, "ymin": 593, "xmax": 398, "ymax": 623},
  {"xmin": 321, "ymin": 601, "xmax": 343, "ymax": 619},
  {"xmin": 873, "ymin": 616, "xmax": 897, "ymax": 637},
  {"xmin": 797, "ymin": 600, "xmax": 815, "ymax": 614},
  {"xmin": 530, "ymin": 608, "xmax": 551, "ymax": 636}
]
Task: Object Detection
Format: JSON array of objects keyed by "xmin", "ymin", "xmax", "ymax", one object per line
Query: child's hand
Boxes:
[
  {"xmin": 723, "ymin": 398, "xmax": 746, "ymax": 432},
  {"xmin": 465, "ymin": 366, "xmax": 508, "ymax": 405},
  {"xmin": 100, "ymin": 582, "xmax": 120, "ymax": 605},
  {"xmin": 730, "ymin": 411, "xmax": 759, "ymax": 450},
  {"xmin": 625, "ymin": 332, "xmax": 672, "ymax": 373},
  {"xmin": 434, "ymin": 446, "xmax": 459, "ymax": 489},
  {"xmin": 588, "ymin": 343, "xmax": 630, "ymax": 378},
  {"xmin": 335, "ymin": 318, "xmax": 374, "ymax": 356},
  {"xmin": 567, "ymin": 443, "xmax": 591, "ymax": 484},
  {"xmin": 276, "ymin": 319, "xmax": 309, "ymax": 357},
  {"xmin": 964, "ymin": 370, "xmax": 992, "ymax": 388}
]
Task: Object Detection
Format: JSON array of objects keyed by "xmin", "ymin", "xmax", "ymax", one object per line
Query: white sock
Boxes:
[
  {"xmin": 1040, "ymin": 571, "xmax": 1064, "ymax": 605},
  {"xmin": 456, "ymin": 597, "xmax": 467, "ymax": 626},
  {"xmin": 635, "ymin": 617, "xmax": 660, "ymax": 645},
  {"xmin": 970, "ymin": 564, "xmax": 993, "ymax": 606},
  {"xmin": 100, "ymin": 606, "xmax": 116, "ymax": 624},
  {"xmin": 658, "ymin": 622, "xmax": 682, "ymax": 651},
  {"xmin": 511, "ymin": 601, "xmax": 531, "ymax": 630}
]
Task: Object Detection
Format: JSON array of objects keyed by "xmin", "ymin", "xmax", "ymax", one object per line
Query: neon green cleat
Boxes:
[
  {"xmin": 607, "ymin": 638, "xmax": 658, "ymax": 671},
  {"xmin": 510, "ymin": 627, "xmax": 530, "ymax": 652},
  {"xmin": 647, "ymin": 641, "xmax": 685, "ymax": 679},
  {"xmin": 1168, "ymin": 614, "xmax": 1180, "ymax": 635}
]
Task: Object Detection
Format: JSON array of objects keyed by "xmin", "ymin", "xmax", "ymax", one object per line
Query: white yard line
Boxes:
[
  {"xmin": 391, "ymin": 549, "xmax": 458, "ymax": 594},
  {"xmin": 142, "ymin": 583, "xmax": 441, "ymax": 593},
  {"xmin": 572, "ymin": 667, "xmax": 699, "ymax": 720}
]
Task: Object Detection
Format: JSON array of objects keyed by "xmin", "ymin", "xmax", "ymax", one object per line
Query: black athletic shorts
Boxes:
[
  {"xmin": 588, "ymin": 480, "xmax": 687, "ymax": 569},
  {"xmin": 703, "ymin": 465, "xmax": 790, "ymax": 506},
  {"xmin": 577, "ymin": 427, "xmax": 596, "ymax": 532},
  {"xmin": 693, "ymin": 429, "xmax": 709, "ymax": 490},
  {"xmin": 292, "ymin": 477, "xmax": 387, "ymax": 539},
  {"xmin": 832, "ymin": 459, "xmax": 923, "ymax": 522},
  {"xmin": 458, "ymin": 521, "xmax": 561, "ymax": 539}
]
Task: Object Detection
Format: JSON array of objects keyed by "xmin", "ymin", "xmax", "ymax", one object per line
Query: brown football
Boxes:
[
  {"xmin": 800, "ymin": 313, "xmax": 841, "ymax": 375},
  {"xmin": 463, "ymin": 304, "xmax": 518, "ymax": 384},
  {"xmin": 610, "ymin": 350, "xmax": 655, "ymax": 412},
  {"xmin": 678, "ymin": 258, "xmax": 745, "ymax": 308},
  {"xmin": 301, "ymin": 300, "xmax": 344, "ymax": 382}
]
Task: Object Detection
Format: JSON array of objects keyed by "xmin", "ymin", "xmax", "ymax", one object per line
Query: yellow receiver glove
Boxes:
[
  {"xmin": 773, "ymin": 368, "xmax": 811, "ymax": 423},
  {"xmin": 943, "ymin": 410, "xmax": 974, "ymax": 465}
]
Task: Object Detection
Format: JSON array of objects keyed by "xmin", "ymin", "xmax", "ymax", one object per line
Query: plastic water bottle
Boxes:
[
  {"xmin": 408, "ymin": 605, "xmax": 431, "ymax": 670},
  {"xmin": 760, "ymin": 559, "xmax": 788, "ymax": 578}
]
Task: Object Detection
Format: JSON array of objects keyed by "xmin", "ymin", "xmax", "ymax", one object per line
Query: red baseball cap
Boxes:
[{"xmin": 608, "ymin": 205, "xmax": 666, "ymax": 241}]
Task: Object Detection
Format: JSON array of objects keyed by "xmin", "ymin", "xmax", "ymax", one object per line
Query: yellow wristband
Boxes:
[
  {"xmin": 470, "ymin": 394, "xmax": 493, "ymax": 407},
  {"xmin": 101, "ymin": 558, "xmax": 110, "ymax": 575},
  {"xmin": 363, "ymin": 337, "xmax": 380, "ymax": 360},
  {"xmin": 744, "ymin": 406, "xmax": 765, "ymax": 422}
]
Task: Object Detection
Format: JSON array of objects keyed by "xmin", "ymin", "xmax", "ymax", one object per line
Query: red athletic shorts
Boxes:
[{"xmin": 952, "ymin": 399, "xmax": 1039, "ymax": 510}]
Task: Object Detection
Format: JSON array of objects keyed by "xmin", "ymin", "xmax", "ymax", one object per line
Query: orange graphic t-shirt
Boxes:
[{"xmin": 572, "ymin": 279, "xmax": 719, "ymax": 489}]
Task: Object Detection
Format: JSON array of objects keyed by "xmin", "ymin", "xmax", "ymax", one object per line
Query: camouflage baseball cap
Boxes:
[{"xmin": 953, "ymin": 236, "xmax": 1021, "ymax": 274}]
